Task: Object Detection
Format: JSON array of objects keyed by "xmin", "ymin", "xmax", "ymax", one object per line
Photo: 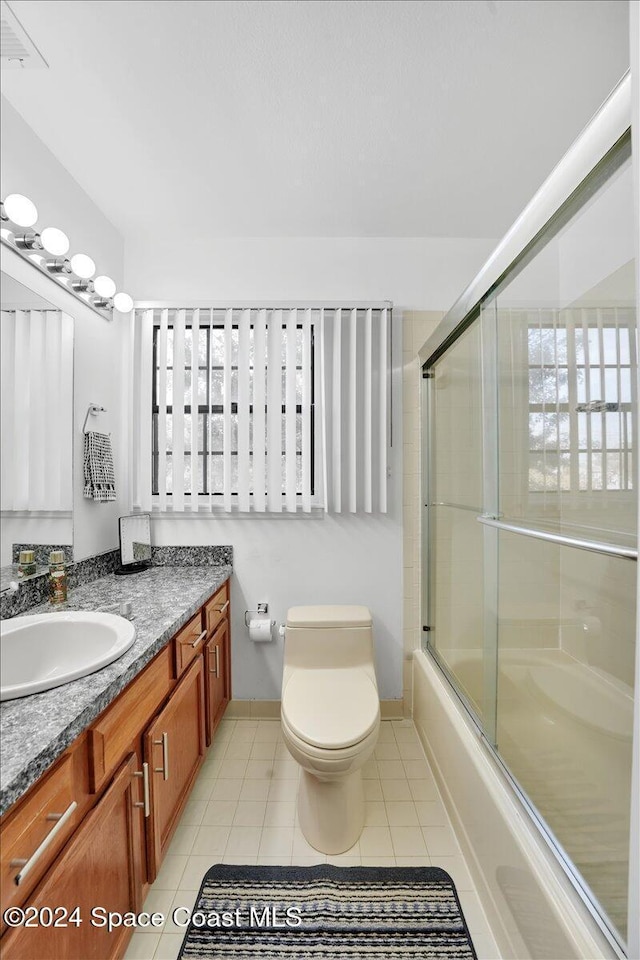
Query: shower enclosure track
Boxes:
[{"xmin": 476, "ymin": 516, "xmax": 637, "ymax": 561}]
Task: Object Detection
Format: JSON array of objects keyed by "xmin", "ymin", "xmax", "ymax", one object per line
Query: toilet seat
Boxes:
[{"xmin": 282, "ymin": 668, "xmax": 379, "ymax": 750}]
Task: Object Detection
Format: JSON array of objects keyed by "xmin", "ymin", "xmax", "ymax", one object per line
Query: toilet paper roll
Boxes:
[{"xmin": 249, "ymin": 618, "xmax": 273, "ymax": 642}]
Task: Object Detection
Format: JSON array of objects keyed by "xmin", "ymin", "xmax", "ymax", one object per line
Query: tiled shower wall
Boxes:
[{"xmin": 402, "ymin": 311, "xmax": 443, "ymax": 715}]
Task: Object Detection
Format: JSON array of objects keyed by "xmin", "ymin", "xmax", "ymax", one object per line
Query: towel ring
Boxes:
[{"xmin": 82, "ymin": 403, "xmax": 107, "ymax": 433}]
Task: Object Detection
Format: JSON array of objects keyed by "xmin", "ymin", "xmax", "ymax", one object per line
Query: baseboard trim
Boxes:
[{"xmin": 225, "ymin": 699, "xmax": 405, "ymax": 720}]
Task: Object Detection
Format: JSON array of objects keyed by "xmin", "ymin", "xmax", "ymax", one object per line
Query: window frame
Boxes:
[
  {"xmin": 150, "ymin": 316, "xmax": 316, "ymax": 505},
  {"xmin": 526, "ymin": 312, "xmax": 635, "ymax": 496}
]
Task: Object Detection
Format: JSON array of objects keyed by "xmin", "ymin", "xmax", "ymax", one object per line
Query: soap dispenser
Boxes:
[{"xmin": 48, "ymin": 550, "xmax": 68, "ymax": 606}]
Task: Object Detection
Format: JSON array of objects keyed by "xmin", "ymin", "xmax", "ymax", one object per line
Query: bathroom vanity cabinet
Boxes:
[
  {"xmin": 0, "ymin": 578, "xmax": 231, "ymax": 959},
  {"xmin": 1, "ymin": 754, "xmax": 144, "ymax": 960},
  {"xmin": 144, "ymin": 656, "xmax": 206, "ymax": 878},
  {"xmin": 204, "ymin": 583, "xmax": 231, "ymax": 744}
]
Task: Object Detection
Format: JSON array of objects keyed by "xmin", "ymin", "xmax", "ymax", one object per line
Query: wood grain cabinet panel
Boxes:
[
  {"xmin": 88, "ymin": 646, "xmax": 174, "ymax": 793},
  {"xmin": 143, "ymin": 657, "xmax": 206, "ymax": 881},
  {"xmin": 0, "ymin": 753, "xmax": 144, "ymax": 960},
  {"xmin": 204, "ymin": 619, "xmax": 230, "ymax": 745},
  {"xmin": 204, "ymin": 583, "xmax": 229, "ymax": 637},
  {"xmin": 0, "ymin": 754, "xmax": 79, "ymax": 931},
  {"xmin": 174, "ymin": 612, "xmax": 207, "ymax": 677}
]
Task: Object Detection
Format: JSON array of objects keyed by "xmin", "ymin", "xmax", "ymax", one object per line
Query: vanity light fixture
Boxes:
[
  {"xmin": 40, "ymin": 228, "xmax": 70, "ymax": 256},
  {"xmin": 1, "ymin": 192, "xmax": 134, "ymax": 319},
  {"xmin": 13, "ymin": 231, "xmax": 42, "ymax": 251},
  {"xmin": 13, "ymin": 226, "xmax": 71, "ymax": 256},
  {"xmin": 93, "ymin": 275, "xmax": 116, "ymax": 298},
  {"xmin": 46, "ymin": 258, "xmax": 73, "ymax": 274},
  {"xmin": 71, "ymin": 278, "xmax": 94, "ymax": 294},
  {"xmin": 113, "ymin": 292, "xmax": 133, "ymax": 313},
  {"xmin": 70, "ymin": 253, "xmax": 95, "ymax": 279},
  {"xmin": 92, "ymin": 275, "xmax": 118, "ymax": 311},
  {"xmin": 1, "ymin": 194, "xmax": 38, "ymax": 228}
]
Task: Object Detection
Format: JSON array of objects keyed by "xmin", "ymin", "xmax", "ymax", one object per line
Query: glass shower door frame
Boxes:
[
  {"xmin": 419, "ymin": 72, "xmax": 636, "ymax": 951},
  {"xmin": 421, "ymin": 306, "xmax": 635, "ymax": 958},
  {"xmin": 421, "ymin": 309, "xmax": 499, "ymax": 747}
]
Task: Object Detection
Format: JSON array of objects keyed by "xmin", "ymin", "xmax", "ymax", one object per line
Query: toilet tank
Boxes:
[{"xmin": 284, "ymin": 605, "xmax": 374, "ymax": 669}]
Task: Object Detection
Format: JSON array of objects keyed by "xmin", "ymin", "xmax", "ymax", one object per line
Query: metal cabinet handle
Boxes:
[
  {"xmin": 215, "ymin": 601, "xmax": 229, "ymax": 615},
  {"xmin": 191, "ymin": 629, "xmax": 207, "ymax": 648},
  {"xmin": 214, "ymin": 644, "xmax": 220, "ymax": 678},
  {"xmin": 133, "ymin": 762, "xmax": 150, "ymax": 817},
  {"xmin": 153, "ymin": 732, "xmax": 169, "ymax": 780},
  {"xmin": 11, "ymin": 801, "xmax": 77, "ymax": 886}
]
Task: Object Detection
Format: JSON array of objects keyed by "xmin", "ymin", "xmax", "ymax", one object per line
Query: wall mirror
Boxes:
[
  {"xmin": 117, "ymin": 514, "xmax": 151, "ymax": 574},
  {"xmin": 0, "ymin": 270, "xmax": 74, "ymax": 580}
]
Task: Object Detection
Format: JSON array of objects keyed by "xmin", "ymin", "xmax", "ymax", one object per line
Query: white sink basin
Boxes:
[{"xmin": 0, "ymin": 611, "xmax": 136, "ymax": 701}]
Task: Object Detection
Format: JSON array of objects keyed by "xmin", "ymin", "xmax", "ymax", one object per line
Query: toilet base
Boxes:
[{"xmin": 297, "ymin": 767, "xmax": 364, "ymax": 854}]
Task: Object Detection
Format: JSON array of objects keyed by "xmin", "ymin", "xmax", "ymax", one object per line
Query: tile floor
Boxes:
[{"xmin": 124, "ymin": 717, "xmax": 501, "ymax": 960}]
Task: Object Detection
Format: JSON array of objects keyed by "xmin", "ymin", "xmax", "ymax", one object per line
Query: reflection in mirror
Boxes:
[
  {"xmin": 117, "ymin": 514, "xmax": 151, "ymax": 574},
  {"xmin": 0, "ymin": 272, "xmax": 74, "ymax": 579}
]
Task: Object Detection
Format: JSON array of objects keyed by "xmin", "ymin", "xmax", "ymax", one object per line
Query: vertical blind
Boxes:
[
  {"xmin": 511, "ymin": 305, "xmax": 636, "ymax": 496},
  {"xmin": 131, "ymin": 304, "xmax": 390, "ymax": 514},
  {"xmin": 318, "ymin": 306, "xmax": 389, "ymax": 513},
  {"xmin": 0, "ymin": 309, "xmax": 73, "ymax": 512}
]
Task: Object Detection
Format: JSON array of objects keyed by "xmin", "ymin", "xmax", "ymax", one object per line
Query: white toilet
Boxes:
[{"xmin": 281, "ymin": 605, "xmax": 380, "ymax": 854}]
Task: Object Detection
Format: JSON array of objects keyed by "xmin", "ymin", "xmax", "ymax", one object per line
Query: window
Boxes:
[
  {"xmin": 527, "ymin": 308, "xmax": 635, "ymax": 493},
  {"xmin": 131, "ymin": 303, "xmax": 391, "ymax": 515},
  {"xmin": 151, "ymin": 315, "xmax": 314, "ymax": 499}
]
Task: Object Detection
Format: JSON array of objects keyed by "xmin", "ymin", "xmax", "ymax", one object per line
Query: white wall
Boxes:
[
  {"xmin": 139, "ymin": 238, "xmax": 494, "ymax": 701},
  {"xmin": 152, "ymin": 313, "xmax": 404, "ymax": 702},
  {"xmin": 2, "ymin": 96, "xmax": 496, "ymax": 699},
  {"xmin": 0, "ymin": 516, "xmax": 72, "ymax": 567},
  {"xmin": 1, "ymin": 101, "xmax": 126, "ymax": 561},
  {"xmin": 153, "ymin": 512, "xmax": 403, "ymax": 701},
  {"xmin": 126, "ymin": 236, "xmax": 495, "ymax": 314},
  {"xmin": 559, "ymin": 161, "xmax": 635, "ymax": 305}
]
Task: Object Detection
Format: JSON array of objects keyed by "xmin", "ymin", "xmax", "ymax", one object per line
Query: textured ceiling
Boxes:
[{"xmin": 1, "ymin": 0, "xmax": 630, "ymax": 240}]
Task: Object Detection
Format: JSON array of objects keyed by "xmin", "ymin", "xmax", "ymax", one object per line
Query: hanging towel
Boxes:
[{"xmin": 83, "ymin": 431, "xmax": 116, "ymax": 502}]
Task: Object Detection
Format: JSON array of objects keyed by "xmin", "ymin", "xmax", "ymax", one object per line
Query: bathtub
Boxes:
[{"xmin": 412, "ymin": 647, "xmax": 625, "ymax": 960}]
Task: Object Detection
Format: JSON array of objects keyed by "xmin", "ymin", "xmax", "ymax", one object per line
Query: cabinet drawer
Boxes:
[
  {"xmin": 0, "ymin": 754, "xmax": 143, "ymax": 959},
  {"xmin": 204, "ymin": 582, "xmax": 230, "ymax": 636},
  {"xmin": 88, "ymin": 645, "xmax": 173, "ymax": 793},
  {"xmin": 1, "ymin": 754, "xmax": 77, "ymax": 922},
  {"xmin": 174, "ymin": 611, "xmax": 207, "ymax": 677}
]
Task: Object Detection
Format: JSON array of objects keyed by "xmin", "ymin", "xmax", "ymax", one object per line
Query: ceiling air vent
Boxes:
[{"xmin": 1, "ymin": 1, "xmax": 47, "ymax": 69}]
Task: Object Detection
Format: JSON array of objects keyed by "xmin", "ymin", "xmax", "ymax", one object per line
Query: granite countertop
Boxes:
[{"xmin": 0, "ymin": 564, "xmax": 232, "ymax": 816}]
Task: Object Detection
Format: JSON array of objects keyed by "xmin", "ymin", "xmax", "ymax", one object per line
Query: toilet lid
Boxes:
[{"xmin": 282, "ymin": 669, "xmax": 379, "ymax": 750}]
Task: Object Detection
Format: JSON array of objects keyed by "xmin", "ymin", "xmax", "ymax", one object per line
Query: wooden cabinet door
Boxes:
[
  {"xmin": 204, "ymin": 619, "xmax": 229, "ymax": 745},
  {"xmin": 0, "ymin": 754, "xmax": 144, "ymax": 960},
  {"xmin": 144, "ymin": 657, "xmax": 205, "ymax": 880}
]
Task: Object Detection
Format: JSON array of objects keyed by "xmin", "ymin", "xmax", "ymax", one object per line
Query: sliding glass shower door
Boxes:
[{"xmin": 422, "ymin": 131, "xmax": 636, "ymax": 948}]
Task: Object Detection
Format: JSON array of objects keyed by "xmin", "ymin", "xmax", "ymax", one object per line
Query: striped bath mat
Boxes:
[{"xmin": 178, "ymin": 863, "xmax": 477, "ymax": 959}]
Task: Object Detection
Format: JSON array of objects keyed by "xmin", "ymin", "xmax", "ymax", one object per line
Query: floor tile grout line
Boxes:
[{"xmin": 127, "ymin": 718, "xmax": 500, "ymax": 960}]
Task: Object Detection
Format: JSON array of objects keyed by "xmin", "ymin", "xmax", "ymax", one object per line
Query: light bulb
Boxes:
[
  {"xmin": 3, "ymin": 194, "xmax": 38, "ymax": 227},
  {"xmin": 113, "ymin": 292, "xmax": 134, "ymax": 313},
  {"xmin": 94, "ymin": 275, "xmax": 116, "ymax": 298},
  {"xmin": 70, "ymin": 253, "xmax": 95, "ymax": 279},
  {"xmin": 41, "ymin": 227, "xmax": 69, "ymax": 256}
]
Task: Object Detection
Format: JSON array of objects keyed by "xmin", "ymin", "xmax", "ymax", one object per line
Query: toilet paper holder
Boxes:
[{"xmin": 244, "ymin": 603, "xmax": 269, "ymax": 628}]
